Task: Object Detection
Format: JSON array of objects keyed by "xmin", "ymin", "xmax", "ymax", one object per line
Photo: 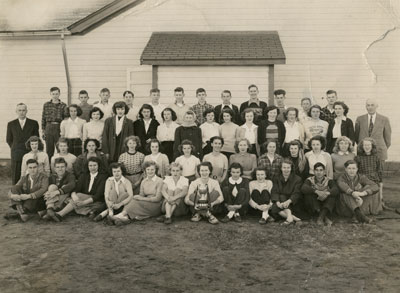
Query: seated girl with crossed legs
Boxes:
[
  {"xmin": 249, "ymin": 167, "xmax": 274, "ymax": 224},
  {"xmin": 94, "ymin": 162, "xmax": 133, "ymax": 224}
]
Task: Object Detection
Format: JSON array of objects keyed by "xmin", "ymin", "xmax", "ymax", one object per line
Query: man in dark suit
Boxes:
[
  {"xmin": 214, "ymin": 90, "xmax": 240, "ymax": 124},
  {"xmin": 239, "ymin": 84, "xmax": 268, "ymax": 125},
  {"xmin": 6, "ymin": 103, "xmax": 40, "ymax": 184}
]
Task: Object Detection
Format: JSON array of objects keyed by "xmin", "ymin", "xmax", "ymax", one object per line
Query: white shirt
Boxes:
[
  {"xmin": 220, "ymin": 104, "xmax": 233, "ymax": 110},
  {"xmin": 144, "ymin": 119, "xmax": 151, "ymax": 133},
  {"xmin": 60, "ymin": 117, "xmax": 86, "ymax": 139},
  {"xmin": 88, "ymin": 172, "xmax": 98, "ymax": 192},
  {"xmin": 284, "ymin": 121, "xmax": 301, "ymax": 143},
  {"xmin": 94, "ymin": 102, "xmax": 113, "ymax": 120},
  {"xmin": 240, "ymin": 123, "xmax": 257, "ymax": 144},
  {"xmin": 115, "ymin": 116, "xmax": 125, "ymax": 136},
  {"xmin": 29, "ymin": 176, "xmax": 34, "ymax": 189},
  {"xmin": 332, "ymin": 116, "xmax": 347, "ymax": 138},
  {"xmin": 200, "ymin": 122, "xmax": 220, "ymax": 145},
  {"xmin": 175, "ymin": 155, "xmax": 201, "ymax": 177},
  {"xmin": 113, "ymin": 177, "xmax": 127, "ymax": 196},
  {"xmin": 157, "ymin": 122, "xmax": 179, "ymax": 142},
  {"xmin": 19, "ymin": 118, "xmax": 26, "ymax": 129},
  {"xmin": 368, "ymin": 113, "xmax": 376, "ymax": 128},
  {"xmin": 163, "ymin": 176, "xmax": 189, "ymax": 191},
  {"xmin": 151, "ymin": 103, "xmax": 165, "ymax": 123}
]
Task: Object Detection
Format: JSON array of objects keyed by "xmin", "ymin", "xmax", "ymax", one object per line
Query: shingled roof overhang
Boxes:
[{"xmin": 141, "ymin": 31, "xmax": 286, "ymax": 66}]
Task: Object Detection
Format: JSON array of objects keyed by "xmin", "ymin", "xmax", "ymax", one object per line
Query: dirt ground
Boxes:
[{"xmin": 0, "ymin": 168, "xmax": 399, "ymax": 292}]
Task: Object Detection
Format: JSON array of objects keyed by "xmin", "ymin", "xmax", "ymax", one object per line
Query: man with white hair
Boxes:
[{"xmin": 6, "ymin": 103, "xmax": 40, "ymax": 184}]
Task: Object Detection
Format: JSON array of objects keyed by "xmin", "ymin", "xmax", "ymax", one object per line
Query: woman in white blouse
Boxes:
[
  {"xmin": 60, "ymin": 104, "xmax": 87, "ymax": 157},
  {"xmin": 237, "ymin": 108, "xmax": 258, "ymax": 156},
  {"xmin": 156, "ymin": 162, "xmax": 189, "ymax": 224},
  {"xmin": 82, "ymin": 107, "xmax": 105, "ymax": 149},
  {"xmin": 200, "ymin": 108, "xmax": 220, "ymax": 156},
  {"xmin": 157, "ymin": 107, "xmax": 179, "ymax": 163},
  {"xmin": 21, "ymin": 136, "xmax": 50, "ymax": 177},
  {"xmin": 283, "ymin": 107, "xmax": 305, "ymax": 156}
]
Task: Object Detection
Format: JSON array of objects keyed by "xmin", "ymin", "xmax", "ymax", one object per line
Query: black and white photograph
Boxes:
[{"xmin": 0, "ymin": 0, "xmax": 399, "ymax": 291}]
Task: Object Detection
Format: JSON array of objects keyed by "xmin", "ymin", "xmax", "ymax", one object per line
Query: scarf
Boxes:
[{"xmin": 308, "ymin": 176, "xmax": 329, "ymax": 191}]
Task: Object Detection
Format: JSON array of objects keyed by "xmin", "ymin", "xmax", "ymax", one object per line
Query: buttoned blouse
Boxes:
[
  {"xmin": 157, "ymin": 122, "xmax": 179, "ymax": 142},
  {"xmin": 240, "ymin": 123, "xmax": 258, "ymax": 144},
  {"xmin": 200, "ymin": 122, "xmax": 220, "ymax": 145},
  {"xmin": 83, "ymin": 120, "xmax": 105, "ymax": 145},
  {"xmin": 163, "ymin": 176, "xmax": 189, "ymax": 191},
  {"xmin": 60, "ymin": 117, "xmax": 86, "ymax": 139}
]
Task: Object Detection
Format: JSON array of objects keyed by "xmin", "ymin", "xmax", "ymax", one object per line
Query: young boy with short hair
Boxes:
[
  {"xmin": 168, "ymin": 87, "xmax": 190, "ymax": 125},
  {"xmin": 190, "ymin": 88, "xmax": 214, "ymax": 126},
  {"xmin": 41, "ymin": 87, "xmax": 67, "ymax": 159},
  {"xmin": 149, "ymin": 88, "xmax": 165, "ymax": 123},
  {"xmin": 214, "ymin": 90, "xmax": 240, "ymax": 124},
  {"xmin": 78, "ymin": 90, "xmax": 93, "ymax": 122},
  {"xmin": 274, "ymin": 89, "xmax": 287, "ymax": 123},
  {"xmin": 239, "ymin": 84, "xmax": 268, "ymax": 125},
  {"xmin": 322, "ymin": 90, "xmax": 338, "ymax": 124},
  {"xmin": 93, "ymin": 88, "xmax": 113, "ymax": 120}
]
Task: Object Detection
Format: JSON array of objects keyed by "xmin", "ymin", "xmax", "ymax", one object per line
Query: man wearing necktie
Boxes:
[
  {"xmin": 6, "ymin": 103, "xmax": 40, "ymax": 184},
  {"xmin": 214, "ymin": 90, "xmax": 240, "ymax": 124}
]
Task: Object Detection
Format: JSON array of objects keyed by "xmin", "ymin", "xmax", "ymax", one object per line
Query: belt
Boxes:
[
  {"xmin": 50, "ymin": 122, "xmax": 60, "ymax": 124},
  {"xmin": 66, "ymin": 138, "xmax": 82, "ymax": 141},
  {"xmin": 127, "ymin": 171, "xmax": 142, "ymax": 176}
]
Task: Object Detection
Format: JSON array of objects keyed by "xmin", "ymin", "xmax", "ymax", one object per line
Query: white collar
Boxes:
[
  {"xmin": 19, "ymin": 118, "xmax": 26, "ymax": 122},
  {"xmin": 335, "ymin": 116, "xmax": 347, "ymax": 122},
  {"xmin": 338, "ymin": 151, "xmax": 349, "ymax": 155},
  {"xmin": 175, "ymin": 101, "xmax": 185, "ymax": 107},
  {"xmin": 369, "ymin": 113, "xmax": 376, "ymax": 119},
  {"xmin": 90, "ymin": 172, "xmax": 98, "ymax": 178},
  {"xmin": 116, "ymin": 115, "xmax": 125, "ymax": 121},
  {"xmin": 221, "ymin": 103, "xmax": 233, "ymax": 109},
  {"xmin": 229, "ymin": 177, "xmax": 243, "ymax": 184},
  {"xmin": 113, "ymin": 176, "xmax": 125, "ymax": 184}
]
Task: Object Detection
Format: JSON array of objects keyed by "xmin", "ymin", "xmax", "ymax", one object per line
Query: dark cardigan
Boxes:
[
  {"xmin": 133, "ymin": 119, "xmax": 160, "ymax": 154},
  {"xmin": 271, "ymin": 173, "xmax": 302, "ymax": 204},
  {"xmin": 326, "ymin": 117, "xmax": 355, "ymax": 152},
  {"xmin": 75, "ymin": 172, "xmax": 108, "ymax": 202},
  {"xmin": 173, "ymin": 125, "xmax": 203, "ymax": 159}
]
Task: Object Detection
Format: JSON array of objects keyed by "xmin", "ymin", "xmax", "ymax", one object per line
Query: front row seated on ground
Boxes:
[{"xmin": 5, "ymin": 157, "xmax": 380, "ymax": 226}]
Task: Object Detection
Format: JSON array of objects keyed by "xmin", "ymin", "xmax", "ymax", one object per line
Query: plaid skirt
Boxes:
[{"xmin": 66, "ymin": 138, "xmax": 83, "ymax": 157}]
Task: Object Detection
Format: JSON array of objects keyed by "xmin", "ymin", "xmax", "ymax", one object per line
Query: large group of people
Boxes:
[{"xmin": 5, "ymin": 85, "xmax": 392, "ymax": 226}]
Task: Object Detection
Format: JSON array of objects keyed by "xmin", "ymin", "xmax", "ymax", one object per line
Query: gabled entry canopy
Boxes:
[{"xmin": 141, "ymin": 31, "xmax": 286, "ymax": 66}]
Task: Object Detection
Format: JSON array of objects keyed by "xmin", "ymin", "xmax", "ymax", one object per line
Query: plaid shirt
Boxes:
[
  {"xmin": 355, "ymin": 154, "xmax": 383, "ymax": 183},
  {"xmin": 258, "ymin": 153, "xmax": 283, "ymax": 179},
  {"xmin": 190, "ymin": 103, "xmax": 214, "ymax": 126},
  {"xmin": 41, "ymin": 100, "xmax": 67, "ymax": 130},
  {"xmin": 321, "ymin": 106, "xmax": 336, "ymax": 124}
]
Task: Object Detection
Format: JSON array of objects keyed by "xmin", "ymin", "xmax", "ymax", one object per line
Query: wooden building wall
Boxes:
[{"xmin": 0, "ymin": 0, "xmax": 399, "ymax": 159}]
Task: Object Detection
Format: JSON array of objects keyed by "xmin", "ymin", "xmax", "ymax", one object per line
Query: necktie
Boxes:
[
  {"xmin": 368, "ymin": 116, "xmax": 374, "ymax": 136},
  {"xmin": 232, "ymin": 183, "xmax": 238, "ymax": 197},
  {"xmin": 223, "ymin": 105, "xmax": 230, "ymax": 110}
]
